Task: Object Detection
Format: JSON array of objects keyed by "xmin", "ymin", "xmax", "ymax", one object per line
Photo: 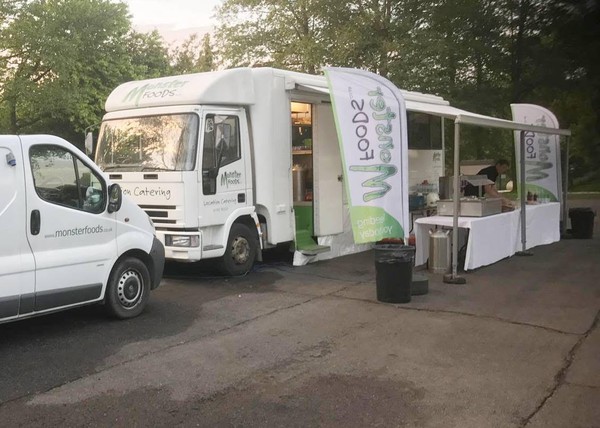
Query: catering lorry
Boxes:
[
  {"xmin": 0, "ymin": 135, "xmax": 164, "ymax": 324},
  {"xmin": 95, "ymin": 68, "xmax": 448, "ymax": 274}
]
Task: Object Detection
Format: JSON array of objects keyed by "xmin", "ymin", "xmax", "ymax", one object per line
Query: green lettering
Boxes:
[
  {"xmin": 376, "ymin": 123, "xmax": 392, "ymax": 135},
  {"xmin": 373, "ymin": 107, "xmax": 396, "ymax": 122},
  {"xmin": 122, "ymin": 83, "xmax": 150, "ymax": 105},
  {"xmin": 525, "ymin": 161, "xmax": 552, "ymax": 182},
  {"xmin": 378, "ymin": 135, "xmax": 394, "ymax": 150},
  {"xmin": 349, "ymin": 164, "xmax": 397, "ymax": 201}
]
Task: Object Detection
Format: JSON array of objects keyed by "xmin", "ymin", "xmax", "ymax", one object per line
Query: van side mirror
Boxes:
[
  {"xmin": 85, "ymin": 132, "xmax": 94, "ymax": 157},
  {"xmin": 107, "ymin": 183, "xmax": 122, "ymax": 213}
]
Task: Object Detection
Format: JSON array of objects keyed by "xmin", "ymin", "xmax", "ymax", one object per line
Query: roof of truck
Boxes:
[
  {"xmin": 104, "ymin": 67, "xmax": 570, "ymax": 136},
  {"xmin": 104, "ymin": 67, "xmax": 450, "ymax": 113}
]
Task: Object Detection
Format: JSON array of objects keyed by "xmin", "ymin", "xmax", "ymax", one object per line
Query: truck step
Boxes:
[
  {"xmin": 295, "ymin": 229, "xmax": 330, "ymax": 255},
  {"xmin": 203, "ymin": 245, "xmax": 224, "ymax": 251},
  {"xmin": 299, "ymin": 244, "xmax": 331, "ymax": 256}
]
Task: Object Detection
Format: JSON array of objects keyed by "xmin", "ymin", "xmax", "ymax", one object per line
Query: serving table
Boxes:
[{"xmin": 414, "ymin": 202, "xmax": 560, "ymax": 271}]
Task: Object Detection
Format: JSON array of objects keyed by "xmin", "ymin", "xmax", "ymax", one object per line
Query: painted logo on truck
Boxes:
[
  {"xmin": 44, "ymin": 225, "xmax": 112, "ymax": 239},
  {"xmin": 220, "ymin": 170, "xmax": 242, "ymax": 189},
  {"xmin": 122, "ymin": 79, "xmax": 190, "ymax": 106},
  {"xmin": 122, "ymin": 186, "xmax": 172, "ymax": 201}
]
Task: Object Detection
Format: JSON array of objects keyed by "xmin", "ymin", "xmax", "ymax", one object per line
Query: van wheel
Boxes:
[
  {"xmin": 219, "ymin": 223, "xmax": 258, "ymax": 276},
  {"xmin": 105, "ymin": 257, "xmax": 150, "ymax": 319}
]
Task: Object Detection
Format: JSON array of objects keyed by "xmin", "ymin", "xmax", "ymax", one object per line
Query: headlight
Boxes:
[{"xmin": 165, "ymin": 235, "xmax": 199, "ymax": 247}]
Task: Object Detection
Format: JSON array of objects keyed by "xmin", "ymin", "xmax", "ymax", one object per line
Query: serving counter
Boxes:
[{"xmin": 414, "ymin": 202, "xmax": 560, "ymax": 271}]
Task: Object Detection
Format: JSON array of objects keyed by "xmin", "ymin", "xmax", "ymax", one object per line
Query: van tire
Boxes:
[
  {"xmin": 218, "ymin": 223, "xmax": 257, "ymax": 276},
  {"xmin": 105, "ymin": 257, "xmax": 151, "ymax": 319}
]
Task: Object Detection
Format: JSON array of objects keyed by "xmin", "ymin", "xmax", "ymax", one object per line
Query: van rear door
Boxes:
[
  {"xmin": 21, "ymin": 136, "xmax": 118, "ymax": 312},
  {"xmin": 0, "ymin": 137, "xmax": 35, "ymax": 320}
]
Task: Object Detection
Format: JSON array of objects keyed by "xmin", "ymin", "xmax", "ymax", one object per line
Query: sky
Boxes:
[{"xmin": 121, "ymin": 0, "xmax": 222, "ymax": 44}]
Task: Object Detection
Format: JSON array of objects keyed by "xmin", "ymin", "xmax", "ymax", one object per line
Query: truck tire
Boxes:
[
  {"xmin": 219, "ymin": 223, "xmax": 258, "ymax": 276},
  {"xmin": 105, "ymin": 257, "xmax": 151, "ymax": 319}
]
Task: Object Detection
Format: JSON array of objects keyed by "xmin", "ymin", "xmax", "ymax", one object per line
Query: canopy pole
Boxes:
[
  {"xmin": 441, "ymin": 118, "xmax": 446, "ymax": 167},
  {"xmin": 517, "ymin": 130, "xmax": 532, "ymax": 256},
  {"xmin": 444, "ymin": 122, "xmax": 466, "ymax": 284},
  {"xmin": 562, "ymin": 136, "xmax": 570, "ymax": 236}
]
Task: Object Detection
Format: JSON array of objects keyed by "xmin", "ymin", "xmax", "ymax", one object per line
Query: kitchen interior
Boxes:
[{"xmin": 290, "ymin": 101, "xmax": 320, "ymax": 252}]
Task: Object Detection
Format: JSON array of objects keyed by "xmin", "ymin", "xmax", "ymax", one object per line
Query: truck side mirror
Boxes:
[
  {"xmin": 85, "ymin": 132, "xmax": 94, "ymax": 157},
  {"xmin": 107, "ymin": 183, "xmax": 122, "ymax": 213}
]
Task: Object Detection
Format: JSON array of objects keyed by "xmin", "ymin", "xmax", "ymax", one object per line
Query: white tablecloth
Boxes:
[{"xmin": 415, "ymin": 203, "xmax": 561, "ymax": 271}]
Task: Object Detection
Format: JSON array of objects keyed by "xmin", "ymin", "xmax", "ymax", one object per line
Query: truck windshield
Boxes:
[{"xmin": 96, "ymin": 114, "xmax": 199, "ymax": 171}]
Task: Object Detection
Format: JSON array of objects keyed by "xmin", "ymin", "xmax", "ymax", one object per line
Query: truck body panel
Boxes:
[{"xmin": 97, "ymin": 67, "xmax": 447, "ymax": 271}]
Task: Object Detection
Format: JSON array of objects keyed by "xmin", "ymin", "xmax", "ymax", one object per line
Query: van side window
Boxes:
[
  {"xmin": 202, "ymin": 114, "xmax": 240, "ymax": 195},
  {"xmin": 30, "ymin": 145, "xmax": 106, "ymax": 213}
]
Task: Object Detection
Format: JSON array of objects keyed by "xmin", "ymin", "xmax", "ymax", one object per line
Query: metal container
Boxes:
[
  {"xmin": 460, "ymin": 197, "xmax": 502, "ymax": 216},
  {"xmin": 437, "ymin": 197, "xmax": 502, "ymax": 217},
  {"xmin": 439, "ymin": 175, "xmax": 493, "ymax": 200},
  {"xmin": 428, "ymin": 229, "xmax": 451, "ymax": 274},
  {"xmin": 292, "ymin": 164, "xmax": 306, "ymax": 202}
]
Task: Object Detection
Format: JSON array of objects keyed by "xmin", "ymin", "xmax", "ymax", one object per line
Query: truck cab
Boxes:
[
  {"xmin": 0, "ymin": 135, "xmax": 164, "ymax": 323},
  {"xmin": 96, "ymin": 104, "xmax": 257, "ymax": 275}
]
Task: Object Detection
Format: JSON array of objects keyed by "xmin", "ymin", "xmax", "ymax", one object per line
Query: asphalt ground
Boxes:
[{"xmin": 0, "ymin": 199, "xmax": 598, "ymax": 427}]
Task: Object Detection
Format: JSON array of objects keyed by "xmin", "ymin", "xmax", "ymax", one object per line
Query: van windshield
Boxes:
[{"xmin": 96, "ymin": 114, "xmax": 199, "ymax": 171}]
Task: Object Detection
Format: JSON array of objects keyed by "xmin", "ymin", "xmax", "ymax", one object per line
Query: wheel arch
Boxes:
[
  {"xmin": 108, "ymin": 249, "xmax": 158, "ymax": 292},
  {"xmin": 233, "ymin": 213, "xmax": 263, "ymax": 261}
]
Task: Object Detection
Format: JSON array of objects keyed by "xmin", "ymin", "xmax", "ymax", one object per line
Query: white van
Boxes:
[{"xmin": 0, "ymin": 135, "xmax": 164, "ymax": 323}]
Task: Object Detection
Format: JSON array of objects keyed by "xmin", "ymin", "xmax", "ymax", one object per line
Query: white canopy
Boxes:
[
  {"xmin": 294, "ymin": 80, "xmax": 571, "ymax": 137},
  {"xmin": 404, "ymin": 100, "xmax": 571, "ymax": 136}
]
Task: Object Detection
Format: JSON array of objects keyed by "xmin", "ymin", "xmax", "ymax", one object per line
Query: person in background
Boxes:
[{"xmin": 464, "ymin": 159, "xmax": 513, "ymax": 207}]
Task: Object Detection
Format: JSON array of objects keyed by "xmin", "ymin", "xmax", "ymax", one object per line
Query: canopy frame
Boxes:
[{"xmin": 444, "ymin": 114, "xmax": 571, "ymax": 283}]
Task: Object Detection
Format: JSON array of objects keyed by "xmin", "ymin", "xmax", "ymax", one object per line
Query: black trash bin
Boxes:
[
  {"xmin": 374, "ymin": 244, "xmax": 415, "ymax": 303},
  {"xmin": 569, "ymin": 207, "xmax": 596, "ymax": 239}
]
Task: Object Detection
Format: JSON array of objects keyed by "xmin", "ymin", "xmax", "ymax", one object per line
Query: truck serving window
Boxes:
[
  {"xmin": 96, "ymin": 114, "xmax": 199, "ymax": 171},
  {"xmin": 407, "ymin": 112, "xmax": 442, "ymax": 150}
]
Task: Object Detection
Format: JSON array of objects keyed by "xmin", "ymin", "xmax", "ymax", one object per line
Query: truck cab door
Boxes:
[
  {"xmin": 0, "ymin": 138, "xmax": 35, "ymax": 320},
  {"xmin": 22, "ymin": 139, "xmax": 117, "ymax": 312},
  {"xmin": 199, "ymin": 110, "xmax": 249, "ymax": 227}
]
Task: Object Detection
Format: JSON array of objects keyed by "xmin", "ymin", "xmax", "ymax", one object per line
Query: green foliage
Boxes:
[
  {"xmin": 215, "ymin": 0, "xmax": 354, "ymax": 72},
  {"xmin": 215, "ymin": 0, "xmax": 599, "ymax": 182},
  {"xmin": 171, "ymin": 33, "xmax": 215, "ymax": 74},
  {"xmin": 0, "ymin": 0, "xmax": 597, "ymax": 185},
  {"xmin": 0, "ymin": 0, "xmax": 172, "ymax": 146}
]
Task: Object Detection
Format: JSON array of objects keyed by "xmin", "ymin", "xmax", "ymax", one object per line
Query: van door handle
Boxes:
[{"xmin": 31, "ymin": 210, "xmax": 40, "ymax": 235}]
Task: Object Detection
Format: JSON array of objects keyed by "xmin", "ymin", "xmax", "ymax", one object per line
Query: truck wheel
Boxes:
[
  {"xmin": 105, "ymin": 257, "xmax": 150, "ymax": 319},
  {"xmin": 219, "ymin": 223, "xmax": 258, "ymax": 276}
]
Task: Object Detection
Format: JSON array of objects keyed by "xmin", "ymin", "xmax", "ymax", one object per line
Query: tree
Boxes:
[
  {"xmin": 542, "ymin": 0, "xmax": 600, "ymax": 185},
  {"xmin": 214, "ymin": 0, "xmax": 422, "ymax": 75},
  {"xmin": 215, "ymin": 0, "xmax": 340, "ymax": 73},
  {"xmin": 170, "ymin": 33, "xmax": 215, "ymax": 74},
  {"xmin": 0, "ymin": 0, "xmax": 171, "ymax": 145},
  {"xmin": 495, "ymin": 0, "xmax": 600, "ymax": 185},
  {"xmin": 125, "ymin": 30, "xmax": 171, "ymax": 79}
]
